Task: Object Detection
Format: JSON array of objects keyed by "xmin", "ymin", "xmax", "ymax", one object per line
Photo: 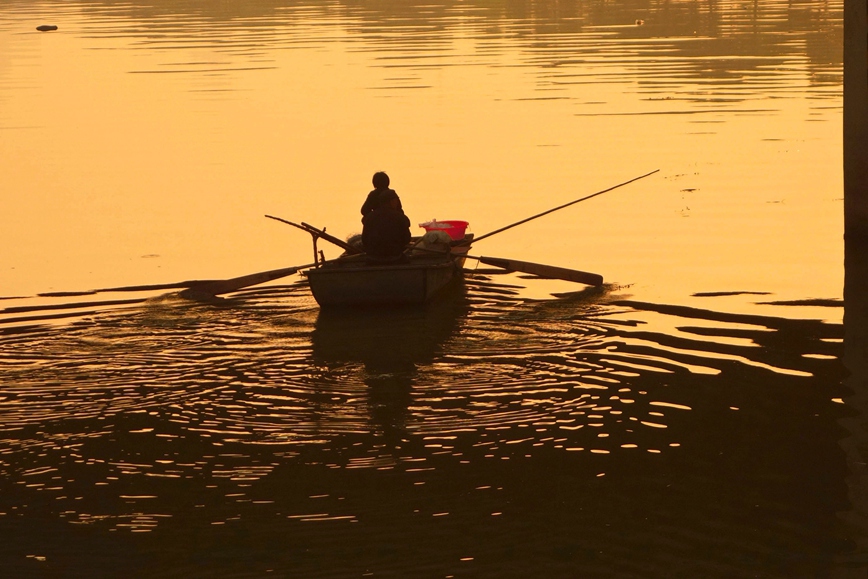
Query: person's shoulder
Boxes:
[{"xmin": 361, "ymin": 190, "xmax": 380, "ymax": 214}]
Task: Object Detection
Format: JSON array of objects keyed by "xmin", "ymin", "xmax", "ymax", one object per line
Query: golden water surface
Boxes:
[
  {"xmin": 0, "ymin": 1, "xmax": 852, "ymax": 577},
  {"xmin": 1, "ymin": 0, "xmax": 842, "ymax": 311}
]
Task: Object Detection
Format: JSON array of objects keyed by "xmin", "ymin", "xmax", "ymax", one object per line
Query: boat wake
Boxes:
[{"xmin": 0, "ymin": 276, "xmax": 849, "ymax": 576}]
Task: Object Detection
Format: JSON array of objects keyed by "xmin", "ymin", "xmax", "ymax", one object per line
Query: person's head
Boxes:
[{"xmin": 372, "ymin": 171, "xmax": 390, "ymax": 190}]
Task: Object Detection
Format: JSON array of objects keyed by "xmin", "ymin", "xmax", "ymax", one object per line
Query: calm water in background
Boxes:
[{"xmin": 0, "ymin": 0, "xmax": 855, "ymax": 576}]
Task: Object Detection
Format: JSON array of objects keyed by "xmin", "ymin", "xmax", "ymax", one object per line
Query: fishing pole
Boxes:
[{"xmin": 459, "ymin": 169, "xmax": 660, "ymax": 246}]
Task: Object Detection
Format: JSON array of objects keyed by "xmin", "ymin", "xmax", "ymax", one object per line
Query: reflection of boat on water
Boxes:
[
  {"xmin": 311, "ymin": 282, "xmax": 469, "ymax": 438},
  {"xmin": 310, "ymin": 280, "xmax": 469, "ymax": 366}
]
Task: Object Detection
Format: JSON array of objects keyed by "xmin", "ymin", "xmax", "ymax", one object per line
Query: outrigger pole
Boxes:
[
  {"xmin": 265, "ymin": 215, "xmax": 363, "ymax": 257},
  {"xmin": 459, "ymin": 169, "xmax": 660, "ymax": 246}
]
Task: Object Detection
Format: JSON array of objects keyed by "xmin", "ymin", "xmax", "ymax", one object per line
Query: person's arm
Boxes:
[
  {"xmin": 361, "ymin": 191, "xmax": 378, "ymax": 216},
  {"xmin": 401, "ymin": 214, "xmax": 411, "ymax": 245}
]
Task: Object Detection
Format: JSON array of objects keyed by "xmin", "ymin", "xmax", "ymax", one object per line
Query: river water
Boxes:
[{"xmin": 0, "ymin": 0, "xmax": 854, "ymax": 576}]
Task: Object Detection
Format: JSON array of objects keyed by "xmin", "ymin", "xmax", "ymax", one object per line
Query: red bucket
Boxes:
[{"xmin": 419, "ymin": 220, "xmax": 469, "ymax": 241}]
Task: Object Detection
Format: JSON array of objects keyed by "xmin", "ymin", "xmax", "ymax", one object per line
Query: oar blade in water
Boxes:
[
  {"xmin": 476, "ymin": 256, "xmax": 603, "ymax": 286},
  {"xmin": 179, "ymin": 265, "xmax": 308, "ymax": 299}
]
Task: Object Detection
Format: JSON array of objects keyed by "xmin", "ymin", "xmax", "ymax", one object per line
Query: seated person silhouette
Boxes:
[
  {"xmin": 361, "ymin": 174, "xmax": 411, "ymax": 262},
  {"xmin": 361, "ymin": 171, "xmax": 403, "ymax": 217}
]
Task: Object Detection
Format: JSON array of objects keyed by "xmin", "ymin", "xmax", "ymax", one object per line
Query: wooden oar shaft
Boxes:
[
  {"xmin": 475, "ymin": 256, "xmax": 603, "ymax": 286},
  {"xmin": 465, "ymin": 169, "xmax": 659, "ymax": 245},
  {"xmin": 410, "ymin": 245, "xmax": 602, "ymax": 285},
  {"xmin": 179, "ymin": 263, "xmax": 315, "ymax": 298}
]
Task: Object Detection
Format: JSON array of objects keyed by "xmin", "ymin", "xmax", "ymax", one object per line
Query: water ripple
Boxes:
[{"xmin": 0, "ymin": 279, "xmax": 843, "ymax": 478}]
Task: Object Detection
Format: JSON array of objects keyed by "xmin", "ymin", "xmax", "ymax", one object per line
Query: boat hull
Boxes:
[{"xmin": 305, "ymin": 258, "xmax": 459, "ymax": 307}]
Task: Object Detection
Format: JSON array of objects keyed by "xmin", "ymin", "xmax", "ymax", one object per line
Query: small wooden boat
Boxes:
[
  {"xmin": 183, "ymin": 198, "xmax": 614, "ymax": 303},
  {"xmin": 304, "ymin": 239, "xmax": 471, "ymax": 307},
  {"xmin": 178, "ymin": 174, "xmax": 653, "ymax": 304}
]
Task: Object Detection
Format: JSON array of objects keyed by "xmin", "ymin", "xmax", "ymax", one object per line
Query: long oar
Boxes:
[
  {"xmin": 459, "ymin": 169, "xmax": 659, "ymax": 246},
  {"xmin": 179, "ymin": 263, "xmax": 317, "ymax": 299},
  {"xmin": 470, "ymin": 255, "xmax": 603, "ymax": 286},
  {"xmin": 413, "ymin": 246, "xmax": 604, "ymax": 286}
]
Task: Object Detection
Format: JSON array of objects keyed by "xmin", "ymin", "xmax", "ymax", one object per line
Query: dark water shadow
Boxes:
[
  {"xmin": 311, "ymin": 282, "xmax": 470, "ymax": 441},
  {"xmin": 837, "ymin": 237, "xmax": 868, "ymax": 574}
]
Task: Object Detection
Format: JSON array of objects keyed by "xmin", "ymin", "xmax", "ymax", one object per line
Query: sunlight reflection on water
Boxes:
[{"xmin": 0, "ymin": 275, "xmax": 849, "ymax": 575}]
